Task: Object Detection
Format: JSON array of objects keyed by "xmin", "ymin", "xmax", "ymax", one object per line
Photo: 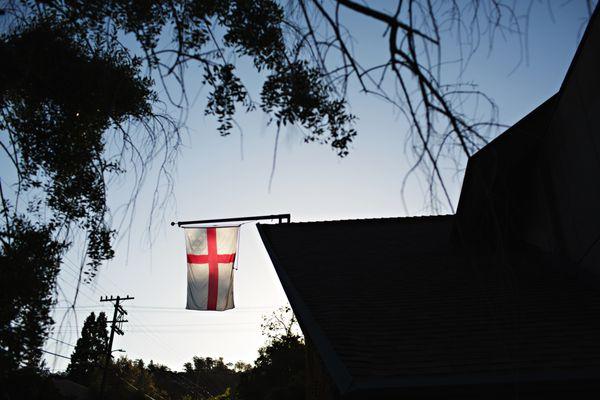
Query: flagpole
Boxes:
[{"xmin": 171, "ymin": 213, "xmax": 291, "ymax": 227}]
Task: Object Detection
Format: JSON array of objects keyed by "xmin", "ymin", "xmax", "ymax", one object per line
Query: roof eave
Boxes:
[{"xmin": 256, "ymin": 223, "xmax": 355, "ymax": 395}]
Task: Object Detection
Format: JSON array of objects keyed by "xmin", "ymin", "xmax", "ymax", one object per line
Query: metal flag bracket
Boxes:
[{"xmin": 170, "ymin": 213, "xmax": 291, "ymax": 227}]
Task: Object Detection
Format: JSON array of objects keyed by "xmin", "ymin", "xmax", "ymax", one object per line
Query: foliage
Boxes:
[
  {"xmin": 87, "ymin": 308, "xmax": 304, "ymax": 399},
  {"xmin": 0, "ymin": 217, "xmax": 66, "ymax": 373},
  {"xmin": 3, "ymin": 0, "xmax": 552, "ymax": 210},
  {"xmin": 233, "ymin": 361, "xmax": 252, "ymax": 372},
  {"xmin": 11, "ymin": 0, "xmax": 357, "ymax": 156},
  {"xmin": 236, "ymin": 307, "xmax": 305, "ymax": 400},
  {"xmin": 95, "ymin": 356, "xmax": 241, "ymax": 400},
  {"xmin": 0, "ymin": 2, "xmax": 161, "ymax": 372},
  {"xmin": 182, "ymin": 356, "xmax": 240, "ymax": 399},
  {"xmin": 0, "ymin": 18, "xmax": 155, "ymax": 277},
  {"xmin": 237, "ymin": 333, "xmax": 305, "ymax": 400},
  {"xmin": 1, "ymin": 306, "xmax": 306, "ymax": 399},
  {"xmin": 104, "ymin": 357, "xmax": 169, "ymax": 400},
  {"xmin": 146, "ymin": 360, "xmax": 187, "ymax": 398},
  {"xmin": 260, "ymin": 306, "xmax": 301, "ymax": 339},
  {"xmin": 207, "ymin": 387, "xmax": 233, "ymax": 400},
  {"xmin": 66, "ymin": 311, "xmax": 109, "ymax": 384}
]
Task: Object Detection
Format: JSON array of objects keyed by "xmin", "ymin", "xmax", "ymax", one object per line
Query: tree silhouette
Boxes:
[
  {"xmin": 1, "ymin": 1, "xmax": 554, "ymax": 209},
  {"xmin": 182, "ymin": 356, "xmax": 239, "ymax": 399},
  {"xmin": 237, "ymin": 308, "xmax": 305, "ymax": 400},
  {"xmin": 0, "ymin": 6, "xmax": 168, "ymax": 371},
  {"xmin": 106, "ymin": 357, "xmax": 168, "ymax": 400},
  {"xmin": 0, "ymin": 218, "xmax": 66, "ymax": 373},
  {"xmin": 66, "ymin": 311, "xmax": 109, "ymax": 385}
]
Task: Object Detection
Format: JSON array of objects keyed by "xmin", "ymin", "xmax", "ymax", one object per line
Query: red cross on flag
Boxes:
[{"xmin": 184, "ymin": 226, "xmax": 239, "ymax": 311}]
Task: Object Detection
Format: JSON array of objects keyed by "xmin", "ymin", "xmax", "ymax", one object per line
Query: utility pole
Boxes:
[{"xmin": 99, "ymin": 295, "xmax": 134, "ymax": 399}]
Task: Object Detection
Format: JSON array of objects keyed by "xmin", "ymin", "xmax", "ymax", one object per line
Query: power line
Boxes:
[
  {"xmin": 47, "ymin": 337, "xmax": 76, "ymax": 348},
  {"xmin": 51, "ymin": 274, "xmax": 264, "ymax": 332},
  {"xmin": 129, "ymin": 322, "xmax": 257, "ymax": 327},
  {"xmin": 127, "ymin": 305, "xmax": 273, "ymax": 311},
  {"xmin": 52, "ymin": 304, "xmax": 272, "ymax": 313},
  {"xmin": 70, "ymin": 271, "xmax": 218, "ymax": 396},
  {"xmin": 50, "ymin": 329, "xmax": 257, "ymax": 334},
  {"xmin": 118, "ymin": 377, "xmax": 163, "ymax": 400},
  {"xmin": 58, "ymin": 256, "xmax": 275, "ymax": 312},
  {"xmin": 52, "ymin": 260, "xmax": 211, "ymax": 396},
  {"xmin": 120, "ymin": 316, "xmax": 214, "ymax": 396},
  {"xmin": 41, "ymin": 349, "xmax": 71, "ymax": 360},
  {"xmin": 57, "ymin": 274, "xmax": 100, "ymax": 305},
  {"xmin": 51, "ymin": 259, "xmax": 240, "ymax": 397}
]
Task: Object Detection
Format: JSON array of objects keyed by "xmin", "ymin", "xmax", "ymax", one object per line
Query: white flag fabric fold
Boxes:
[{"xmin": 184, "ymin": 226, "xmax": 239, "ymax": 311}]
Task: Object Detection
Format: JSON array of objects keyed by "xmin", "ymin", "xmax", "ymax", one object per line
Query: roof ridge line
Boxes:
[{"xmin": 277, "ymin": 214, "xmax": 454, "ymax": 225}]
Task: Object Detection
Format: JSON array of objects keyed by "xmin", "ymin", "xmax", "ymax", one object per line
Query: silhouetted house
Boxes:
[{"xmin": 258, "ymin": 6, "xmax": 600, "ymax": 400}]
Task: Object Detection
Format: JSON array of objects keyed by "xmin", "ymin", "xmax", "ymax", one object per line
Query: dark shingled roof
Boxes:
[
  {"xmin": 258, "ymin": 4, "xmax": 600, "ymax": 398},
  {"xmin": 258, "ymin": 217, "xmax": 600, "ymax": 397}
]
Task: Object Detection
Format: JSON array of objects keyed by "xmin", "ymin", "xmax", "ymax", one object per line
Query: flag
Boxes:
[{"xmin": 184, "ymin": 226, "xmax": 239, "ymax": 311}]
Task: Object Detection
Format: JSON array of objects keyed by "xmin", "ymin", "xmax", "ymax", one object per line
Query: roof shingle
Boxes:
[{"xmin": 258, "ymin": 216, "xmax": 600, "ymax": 395}]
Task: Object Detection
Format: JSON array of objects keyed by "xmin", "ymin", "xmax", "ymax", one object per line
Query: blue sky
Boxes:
[{"xmin": 44, "ymin": 2, "xmax": 594, "ymax": 372}]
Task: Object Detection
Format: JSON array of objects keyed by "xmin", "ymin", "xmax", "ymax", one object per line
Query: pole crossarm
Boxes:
[{"xmin": 171, "ymin": 213, "xmax": 291, "ymax": 227}]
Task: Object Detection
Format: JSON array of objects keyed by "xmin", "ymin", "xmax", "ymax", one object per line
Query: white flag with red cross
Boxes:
[{"xmin": 184, "ymin": 226, "xmax": 239, "ymax": 311}]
